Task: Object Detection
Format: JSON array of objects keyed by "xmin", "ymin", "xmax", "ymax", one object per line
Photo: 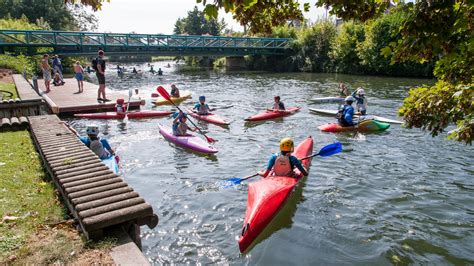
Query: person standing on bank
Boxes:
[
  {"xmin": 93, "ymin": 50, "xmax": 110, "ymax": 102},
  {"xmin": 52, "ymin": 55, "xmax": 65, "ymax": 84},
  {"xmin": 40, "ymin": 54, "xmax": 51, "ymax": 93}
]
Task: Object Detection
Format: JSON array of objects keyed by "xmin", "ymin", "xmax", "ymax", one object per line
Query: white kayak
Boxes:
[
  {"xmin": 309, "ymin": 108, "xmax": 404, "ymax": 124},
  {"xmin": 309, "ymin": 96, "xmax": 345, "ymax": 104}
]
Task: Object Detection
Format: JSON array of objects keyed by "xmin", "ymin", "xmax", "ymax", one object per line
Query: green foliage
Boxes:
[
  {"xmin": 0, "ymin": 54, "xmax": 37, "ymax": 75},
  {"xmin": 399, "ymin": 81, "xmax": 473, "ymax": 144},
  {"xmin": 295, "ymin": 20, "xmax": 336, "ymax": 72},
  {"xmin": 174, "ymin": 6, "xmax": 226, "ymax": 36},
  {"xmin": 0, "ymin": 0, "xmax": 98, "ymax": 31},
  {"xmin": 271, "ymin": 25, "xmax": 298, "ymax": 39},
  {"xmin": 329, "ymin": 20, "xmax": 365, "ymax": 73},
  {"xmin": 199, "ymin": 0, "xmax": 303, "ymax": 34}
]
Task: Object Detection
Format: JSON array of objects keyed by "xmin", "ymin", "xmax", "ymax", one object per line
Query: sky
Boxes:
[{"xmin": 94, "ymin": 0, "xmax": 329, "ymax": 34}]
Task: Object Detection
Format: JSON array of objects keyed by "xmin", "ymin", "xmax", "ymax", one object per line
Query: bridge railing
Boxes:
[{"xmin": 0, "ymin": 30, "xmax": 291, "ymax": 50}]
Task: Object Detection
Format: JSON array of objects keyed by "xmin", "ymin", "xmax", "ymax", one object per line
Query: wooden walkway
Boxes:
[
  {"xmin": 32, "ymin": 77, "xmax": 143, "ymax": 114},
  {"xmin": 28, "ymin": 115, "xmax": 158, "ymax": 243}
]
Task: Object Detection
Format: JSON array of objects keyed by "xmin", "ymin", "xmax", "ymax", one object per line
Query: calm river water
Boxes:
[{"xmin": 68, "ymin": 62, "xmax": 473, "ymax": 265}]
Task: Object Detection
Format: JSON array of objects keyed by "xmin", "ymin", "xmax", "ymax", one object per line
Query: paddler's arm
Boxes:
[
  {"xmin": 258, "ymin": 154, "xmax": 277, "ymax": 177},
  {"xmin": 292, "ymin": 156, "xmax": 309, "ymax": 176},
  {"xmin": 59, "ymin": 121, "xmax": 80, "ymax": 137}
]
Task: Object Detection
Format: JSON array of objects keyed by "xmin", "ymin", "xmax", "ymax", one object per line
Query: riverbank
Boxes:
[{"xmin": 0, "ymin": 125, "xmax": 114, "ymax": 263}]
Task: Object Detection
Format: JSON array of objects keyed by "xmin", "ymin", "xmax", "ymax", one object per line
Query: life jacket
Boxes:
[
  {"xmin": 89, "ymin": 138, "xmax": 110, "ymax": 159},
  {"xmin": 274, "ymin": 154, "xmax": 293, "ymax": 176},
  {"xmin": 173, "ymin": 122, "xmax": 188, "ymax": 136},
  {"xmin": 196, "ymin": 103, "xmax": 209, "ymax": 115},
  {"xmin": 273, "ymin": 102, "xmax": 284, "ymax": 110},
  {"xmin": 337, "ymin": 105, "xmax": 352, "ymax": 126},
  {"xmin": 115, "ymin": 104, "xmax": 126, "ymax": 113}
]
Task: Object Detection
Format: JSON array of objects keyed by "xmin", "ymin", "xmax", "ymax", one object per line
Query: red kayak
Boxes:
[
  {"xmin": 187, "ymin": 109, "xmax": 230, "ymax": 126},
  {"xmin": 245, "ymin": 107, "xmax": 300, "ymax": 122},
  {"xmin": 238, "ymin": 136, "xmax": 314, "ymax": 253},
  {"xmin": 74, "ymin": 110, "xmax": 173, "ymax": 119}
]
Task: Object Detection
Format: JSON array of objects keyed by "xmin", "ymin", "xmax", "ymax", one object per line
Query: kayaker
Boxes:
[
  {"xmin": 337, "ymin": 96, "xmax": 356, "ymax": 127},
  {"xmin": 115, "ymin": 98, "xmax": 126, "ymax": 114},
  {"xmin": 79, "ymin": 125, "xmax": 115, "ymax": 159},
  {"xmin": 352, "ymin": 87, "xmax": 368, "ymax": 115},
  {"xmin": 272, "ymin": 96, "xmax": 285, "ymax": 111},
  {"xmin": 132, "ymin": 67, "xmax": 138, "ymax": 74},
  {"xmin": 170, "ymin": 84, "xmax": 180, "ymax": 97},
  {"xmin": 172, "ymin": 112, "xmax": 195, "ymax": 136},
  {"xmin": 193, "ymin": 96, "xmax": 211, "ymax": 115},
  {"xmin": 157, "ymin": 68, "xmax": 163, "ymax": 75},
  {"xmin": 258, "ymin": 137, "xmax": 308, "ymax": 178},
  {"xmin": 339, "ymin": 83, "xmax": 349, "ymax": 97}
]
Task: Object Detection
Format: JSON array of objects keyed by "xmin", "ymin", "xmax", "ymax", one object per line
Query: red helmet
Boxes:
[
  {"xmin": 274, "ymin": 96, "xmax": 280, "ymax": 101},
  {"xmin": 116, "ymin": 98, "xmax": 125, "ymax": 104}
]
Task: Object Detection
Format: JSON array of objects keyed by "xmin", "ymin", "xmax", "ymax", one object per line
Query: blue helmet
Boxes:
[{"xmin": 199, "ymin": 95, "xmax": 206, "ymax": 102}]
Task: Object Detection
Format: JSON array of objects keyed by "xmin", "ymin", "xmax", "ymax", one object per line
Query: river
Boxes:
[{"xmin": 67, "ymin": 62, "xmax": 473, "ymax": 265}]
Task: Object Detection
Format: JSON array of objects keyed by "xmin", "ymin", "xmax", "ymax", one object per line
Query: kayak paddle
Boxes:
[
  {"xmin": 123, "ymin": 88, "xmax": 133, "ymax": 123},
  {"xmin": 300, "ymin": 142, "xmax": 342, "ymax": 160},
  {"xmin": 156, "ymin": 86, "xmax": 216, "ymax": 143},
  {"xmin": 220, "ymin": 173, "xmax": 259, "ymax": 188},
  {"xmin": 222, "ymin": 142, "xmax": 343, "ymax": 188}
]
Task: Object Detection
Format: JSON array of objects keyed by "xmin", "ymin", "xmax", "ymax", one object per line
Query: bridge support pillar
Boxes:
[{"xmin": 225, "ymin": 56, "xmax": 246, "ymax": 70}]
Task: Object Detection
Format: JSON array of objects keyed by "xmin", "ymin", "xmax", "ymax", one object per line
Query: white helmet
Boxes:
[
  {"xmin": 86, "ymin": 125, "xmax": 99, "ymax": 136},
  {"xmin": 344, "ymin": 96, "xmax": 355, "ymax": 103},
  {"xmin": 357, "ymin": 88, "xmax": 365, "ymax": 96}
]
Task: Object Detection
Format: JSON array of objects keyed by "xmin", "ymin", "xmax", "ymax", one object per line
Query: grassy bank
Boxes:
[
  {"xmin": 0, "ymin": 81, "xmax": 18, "ymax": 100},
  {"xmin": 0, "ymin": 131, "xmax": 114, "ymax": 264}
]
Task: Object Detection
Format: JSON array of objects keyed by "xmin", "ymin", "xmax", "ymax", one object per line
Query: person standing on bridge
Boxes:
[
  {"xmin": 92, "ymin": 50, "xmax": 110, "ymax": 102},
  {"xmin": 40, "ymin": 54, "xmax": 51, "ymax": 93}
]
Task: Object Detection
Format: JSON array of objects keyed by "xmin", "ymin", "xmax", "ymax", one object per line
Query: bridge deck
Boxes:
[
  {"xmin": 32, "ymin": 77, "xmax": 143, "ymax": 114},
  {"xmin": 28, "ymin": 115, "xmax": 158, "ymax": 240}
]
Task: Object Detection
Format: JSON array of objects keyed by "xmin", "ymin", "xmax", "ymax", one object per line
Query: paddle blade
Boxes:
[
  {"xmin": 205, "ymin": 135, "xmax": 216, "ymax": 144},
  {"xmin": 128, "ymin": 88, "xmax": 133, "ymax": 98},
  {"xmin": 217, "ymin": 177, "xmax": 242, "ymax": 189},
  {"xmin": 156, "ymin": 86, "xmax": 171, "ymax": 101},
  {"xmin": 318, "ymin": 142, "xmax": 342, "ymax": 157}
]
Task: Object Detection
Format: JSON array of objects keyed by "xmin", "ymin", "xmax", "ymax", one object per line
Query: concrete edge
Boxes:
[{"xmin": 110, "ymin": 227, "xmax": 150, "ymax": 266}]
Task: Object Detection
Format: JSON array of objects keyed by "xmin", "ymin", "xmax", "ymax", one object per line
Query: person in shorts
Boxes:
[{"xmin": 40, "ymin": 54, "xmax": 51, "ymax": 93}]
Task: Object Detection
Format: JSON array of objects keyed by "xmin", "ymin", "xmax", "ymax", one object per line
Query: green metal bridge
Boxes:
[{"xmin": 0, "ymin": 30, "xmax": 292, "ymax": 56}]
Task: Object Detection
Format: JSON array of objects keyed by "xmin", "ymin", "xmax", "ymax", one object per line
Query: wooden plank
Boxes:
[{"xmin": 34, "ymin": 78, "xmax": 143, "ymax": 114}]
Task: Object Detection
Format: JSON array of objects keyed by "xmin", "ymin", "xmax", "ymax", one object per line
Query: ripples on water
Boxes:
[{"xmin": 67, "ymin": 63, "xmax": 473, "ymax": 264}]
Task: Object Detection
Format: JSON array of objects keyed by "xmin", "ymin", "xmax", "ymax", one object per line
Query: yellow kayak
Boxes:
[{"xmin": 152, "ymin": 90, "xmax": 192, "ymax": 106}]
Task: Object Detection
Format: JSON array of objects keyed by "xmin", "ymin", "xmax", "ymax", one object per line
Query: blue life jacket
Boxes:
[{"xmin": 337, "ymin": 105, "xmax": 355, "ymax": 126}]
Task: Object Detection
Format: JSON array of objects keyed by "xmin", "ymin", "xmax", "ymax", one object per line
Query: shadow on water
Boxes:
[
  {"xmin": 241, "ymin": 175, "xmax": 308, "ymax": 254},
  {"xmin": 243, "ymin": 117, "xmax": 286, "ymax": 129}
]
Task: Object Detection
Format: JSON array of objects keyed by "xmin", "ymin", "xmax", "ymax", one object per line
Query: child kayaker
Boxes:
[
  {"xmin": 337, "ymin": 96, "xmax": 356, "ymax": 127},
  {"xmin": 170, "ymin": 84, "xmax": 180, "ymax": 97},
  {"xmin": 272, "ymin": 96, "xmax": 285, "ymax": 111},
  {"xmin": 352, "ymin": 87, "xmax": 368, "ymax": 115},
  {"xmin": 193, "ymin": 96, "xmax": 211, "ymax": 115},
  {"xmin": 339, "ymin": 83, "xmax": 349, "ymax": 97},
  {"xmin": 79, "ymin": 125, "xmax": 115, "ymax": 159},
  {"xmin": 258, "ymin": 137, "xmax": 308, "ymax": 178},
  {"xmin": 172, "ymin": 111, "xmax": 195, "ymax": 136},
  {"xmin": 115, "ymin": 98, "xmax": 126, "ymax": 114}
]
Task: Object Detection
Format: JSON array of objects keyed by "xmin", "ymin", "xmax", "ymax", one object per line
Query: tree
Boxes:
[
  {"xmin": 173, "ymin": 6, "xmax": 225, "ymax": 36},
  {"xmin": 0, "ymin": 0, "xmax": 97, "ymax": 31},
  {"xmin": 330, "ymin": 1, "xmax": 473, "ymax": 144}
]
